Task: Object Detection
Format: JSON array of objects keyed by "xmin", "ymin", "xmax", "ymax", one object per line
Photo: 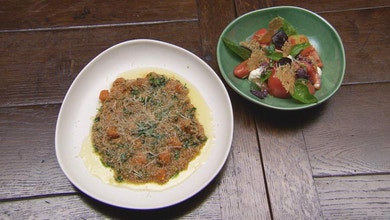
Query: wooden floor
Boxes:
[{"xmin": 1, "ymin": 0, "xmax": 389, "ymax": 219}]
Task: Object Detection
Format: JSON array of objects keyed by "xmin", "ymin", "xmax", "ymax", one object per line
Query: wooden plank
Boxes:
[
  {"xmin": 320, "ymin": 7, "xmax": 390, "ymax": 84},
  {"xmin": 273, "ymin": 0, "xmax": 390, "ymax": 12},
  {"xmin": 234, "ymin": 0, "xmax": 273, "ymax": 16},
  {"xmin": 0, "ymin": 22, "xmax": 202, "ymax": 107},
  {"xmin": 255, "ymin": 108, "xmax": 324, "ymax": 219},
  {"xmin": 304, "ymin": 83, "xmax": 390, "ymax": 176},
  {"xmin": 0, "ymin": 104, "xmax": 74, "ymax": 199},
  {"xmin": 0, "ymin": 185, "xmax": 222, "ymax": 219},
  {"xmin": 315, "ymin": 175, "xmax": 390, "ymax": 219},
  {"xmin": 234, "ymin": 0, "xmax": 390, "ymax": 15},
  {"xmin": 217, "ymin": 94, "xmax": 271, "ymax": 219},
  {"xmin": 0, "ymin": 0, "xmax": 197, "ymax": 30},
  {"xmin": 196, "ymin": 0, "xmax": 236, "ymax": 72}
]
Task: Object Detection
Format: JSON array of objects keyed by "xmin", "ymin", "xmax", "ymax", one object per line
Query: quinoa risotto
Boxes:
[{"xmin": 91, "ymin": 72, "xmax": 208, "ymax": 185}]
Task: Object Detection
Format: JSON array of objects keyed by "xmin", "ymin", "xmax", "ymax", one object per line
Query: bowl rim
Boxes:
[{"xmin": 217, "ymin": 6, "xmax": 346, "ymax": 110}]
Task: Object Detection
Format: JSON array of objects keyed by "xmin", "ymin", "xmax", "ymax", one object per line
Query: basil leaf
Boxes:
[
  {"xmin": 290, "ymin": 42, "xmax": 310, "ymax": 57},
  {"xmin": 264, "ymin": 44, "xmax": 275, "ymax": 54},
  {"xmin": 264, "ymin": 44, "xmax": 283, "ymax": 61},
  {"xmin": 260, "ymin": 71, "xmax": 272, "ymax": 83},
  {"xmin": 266, "ymin": 52, "xmax": 283, "ymax": 61},
  {"xmin": 292, "ymin": 81, "xmax": 318, "ymax": 104},
  {"xmin": 281, "ymin": 18, "xmax": 297, "ymax": 36},
  {"xmin": 222, "ymin": 37, "xmax": 251, "ymax": 60}
]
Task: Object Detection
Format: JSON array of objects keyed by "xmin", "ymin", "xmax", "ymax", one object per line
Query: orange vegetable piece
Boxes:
[
  {"xmin": 168, "ymin": 136, "xmax": 182, "ymax": 148},
  {"xmin": 99, "ymin": 89, "xmax": 109, "ymax": 102},
  {"xmin": 158, "ymin": 149, "xmax": 172, "ymax": 165},
  {"xmin": 132, "ymin": 154, "xmax": 147, "ymax": 165},
  {"xmin": 107, "ymin": 126, "xmax": 120, "ymax": 139},
  {"xmin": 155, "ymin": 168, "xmax": 167, "ymax": 183}
]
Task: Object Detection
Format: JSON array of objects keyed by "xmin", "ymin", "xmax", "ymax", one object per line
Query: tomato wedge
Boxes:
[
  {"xmin": 233, "ymin": 59, "xmax": 250, "ymax": 78},
  {"xmin": 267, "ymin": 71, "xmax": 290, "ymax": 98},
  {"xmin": 300, "ymin": 45, "xmax": 323, "ymax": 67},
  {"xmin": 301, "ymin": 61, "xmax": 321, "ymax": 89}
]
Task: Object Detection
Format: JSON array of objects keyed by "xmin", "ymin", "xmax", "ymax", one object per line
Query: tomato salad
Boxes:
[{"xmin": 223, "ymin": 16, "xmax": 323, "ymax": 104}]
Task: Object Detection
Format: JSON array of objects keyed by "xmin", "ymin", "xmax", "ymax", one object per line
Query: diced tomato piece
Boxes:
[
  {"xmin": 233, "ymin": 59, "xmax": 250, "ymax": 78},
  {"xmin": 267, "ymin": 71, "xmax": 290, "ymax": 98}
]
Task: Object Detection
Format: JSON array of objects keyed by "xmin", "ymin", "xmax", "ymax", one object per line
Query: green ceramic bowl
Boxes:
[{"xmin": 217, "ymin": 6, "xmax": 345, "ymax": 110}]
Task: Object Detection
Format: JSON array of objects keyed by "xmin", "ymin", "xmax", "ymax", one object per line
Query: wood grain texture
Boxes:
[
  {"xmin": 320, "ymin": 7, "xmax": 390, "ymax": 84},
  {"xmin": 248, "ymin": 103, "xmax": 327, "ymax": 218},
  {"xmin": 315, "ymin": 175, "xmax": 390, "ymax": 219},
  {"xmin": 0, "ymin": 0, "xmax": 197, "ymax": 30},
  {"xmin": 0, "ymin": 182, "xmax": 222, "ymax": 219},
  {"xmin": 305, "ymin": 83, "xmax": 390, "ymax": 176},
  {"xmin": 217, "ymin": 94, "xmax": 271, "ymax": 219},
  {"xmin": 197, "ymin": 0, "xmax": 236, "ymax": 71},
  {"xmin": 255, "ymin": 110, "xmax": 324, "ymax": 219},
  {"xmin": 0, "ymin": 104, "xmax": 74, "ymax": 199},
  {"xmin": 234, "ymin": 0, "xmax": 273, "ymax": 16},
  {"xmin": 273, "ymin": 0, "xmax": 389, "ymax": 12},
  {"xmin": 233, "ymin": 0, "xmax": 390, "ymax": 16},
  {"xmin": 0, "ymin": 22, "xmax": 202, "ymax": 107}
]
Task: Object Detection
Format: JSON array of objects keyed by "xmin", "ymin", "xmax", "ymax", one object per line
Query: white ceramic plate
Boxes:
[{"xmin": 55, "ymin": 39, "xmax": 233, "ymax": 209}]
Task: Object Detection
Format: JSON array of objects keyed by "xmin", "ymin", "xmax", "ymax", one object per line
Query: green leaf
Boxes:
[
  {"xmin": 291, "ymin": 80, "xmax": 318, "ymax": 104},
  {"xmin": 266, "ymin": 51, "xmax": 283, "ymax": 61},
  {"xmin": 264, "ymin": 44, "xmax": 283, "ymax": 61},
  {"xmin": 222, "ymin": 37, "xmax": 251, "ymax": 60},
  {"xmin": 281, "ymin": 17, "xmax": 297, "ymax": 36},
  {"xmin": 290, "ymin": 42, "xmax": 310, "ymax": 57},
  {"xmin": 260, "ymin": 71, "xmax": 272, "ymax": 83},
  {"xmin": 264, "ymin": 44, "xmax": 275, "ymax": 53}
]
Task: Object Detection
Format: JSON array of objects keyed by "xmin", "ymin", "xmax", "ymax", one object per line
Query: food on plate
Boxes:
[
  {"xmin": 223, "ymin": 16, "xmax": 323, "ymax": 104},
  {"xmin": 91, "ymin": 72, "xmax": 208, "ymax": 185}
]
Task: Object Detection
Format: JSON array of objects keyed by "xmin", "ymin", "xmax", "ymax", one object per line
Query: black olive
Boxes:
[
  {"xmin": 272, "ymin": 30, "xmax": 288, "ymax": 50},
  {"xmin": 278, "ymin": 57, "xmax": 292, "ymax": 66}
]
